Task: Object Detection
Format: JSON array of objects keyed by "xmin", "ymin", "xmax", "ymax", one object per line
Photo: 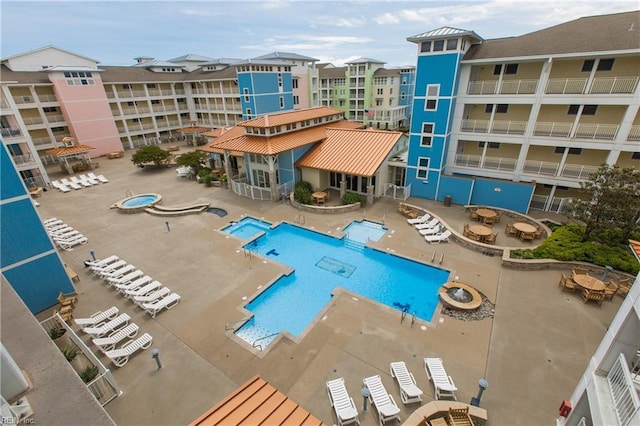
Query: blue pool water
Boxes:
[
  {"xmin": 121, "ymin": 194, "xmax": 159, "ymax": 207},
  {"xmin": 223, "ymin": 218, "xmax": 449, "ymax": 348},
  {"xmin": 343, "ymin": 220, "xmax": 387, "ymax": 243},
  {"xmin": 221, "ymin": 217, "xmax": 271, "ymax": 240}
]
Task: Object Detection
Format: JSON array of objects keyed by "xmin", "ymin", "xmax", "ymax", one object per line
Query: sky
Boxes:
[{"xmin": 1, "ymin": 0, "xmax": 638, "ymax": 68}]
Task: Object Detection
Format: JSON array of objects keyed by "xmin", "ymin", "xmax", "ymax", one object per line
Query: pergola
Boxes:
[
  {"xmin": 177, "ymin": 120, "xmax": 211, "ymax": 147},
  {"xmin": 46, "ymin": 137, "xmax": 96, "ymax": 175}
]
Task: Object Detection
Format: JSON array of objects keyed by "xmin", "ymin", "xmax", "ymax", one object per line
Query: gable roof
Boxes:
[
  {"xmin": 239, "ymin": 107, "xmax": 344, "ymax": 128},
  {"xmin": 465, "ymin": 10, "xmax": 640, "ymax": 60},
  {"xmin": 345, "ymin": 57, "xmax": 386, "ymax": 64},
  {"xmin": 189, "ymin": 375, "xmax": 323, "ymax": 426},
  {"xmin": 253, "ymin": 52, "xmax": 319, "ymax": 62},
  {"xmin": 296, "ymin": 128, "xmax": 402, "ymax": 176},
  {"xmin": 629, "ymin": 240, "xmax": 640, "ymax": 263},
  {"xmin": 167, "ymin": 54, "xmax": 215, "ymax": 62},
  {"xmin": 407, "ymin": 26, "xmax": 483, "ymax": 43},
  {"xmin": 0, "ymin": 45, "xmax": 100, "ymax": 64}
]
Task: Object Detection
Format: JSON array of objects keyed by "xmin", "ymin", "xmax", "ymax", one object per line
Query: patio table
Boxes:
[
  {"xmin": 573, "ymin": 274, "xmax": 605, "ymax": 292},
  {"xmin": 312, "ymin": 191, "xmax": 327, "ymax": 205},
  {"xmin": 469, "ymin": 225, "xmax": 492, "ymax": 242}
]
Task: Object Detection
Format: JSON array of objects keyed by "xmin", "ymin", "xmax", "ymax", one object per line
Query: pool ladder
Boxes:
[
  {"xmin": 295, "ymin": 213, "xmax": 305, "ymax": 224},
  {"xmin": 243, "ymin": 249, "xmax": 253, "ymax": 259},
  {"xmin": 125, "ymin": 188, "xmax": 135, "ymax": 197},
  {"xmin": 225, "ymin": 318, "xmax": 251, "ymax": 331},
  {"xmin": 252, "ymin": 332, "xmax": 280, "ymax": 351}
]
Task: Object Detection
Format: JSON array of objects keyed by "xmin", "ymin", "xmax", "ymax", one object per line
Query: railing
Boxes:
[
  {"xmin": 590, "ymin": 76, "xmax": 639, "ymax": 94},
  {"xmin": 383, "ymin": 183, "xmax": 411, "ymax": 200},
  {"xmin": 40, "ymin": 314, "xmax": 122, "ymax": 406},
  {"xmin": 11, "ymin": 153, "xmax": 34, "ymax": 165},
  {"xmin": 22, "ymin": 116, "xmax": 44, "ymax": 125},
  {"xmin": 14, "ymin": 96, "xmax": 35, "ymax": 104},
  {"xmin": 38, "ymin": 94, "xmax": 58, "ymax": 102},
  {"xmin": 628, "ymin": 125, "xmax": 640, "ymax": 142},
  {"xmin": 252, "ymin": 333, "xmax": 279, "ymax": 351},
  {"xmin": 529, "ymin": 195, "xmax": 573, "ymax": 213},
  {"xmin": 461, "ymin": 119, "xmax": 489, "ymax": 133},
  {"xmin": 491, "ymin": 120, "xmax": 526, "ymax": 135},
  {"xmin": 467, "ymin": 80, "xmax": 498, "ymax": 95},
  {"xmin": 467, "ymin": 79, "xmax": 538, "ymax": 95},
  {"xmin": 574, "ymin": 123, "xmax": 619, "ymax": 140},
  {"xmin": 46, "ymin": 114, "xmax": 65, "ymax": 123},
  {"xmin": 230, "ymin": 177, "xmax": 272, "ymax": 200},
  {"xmin": 225, "ymin": 318, "xmax": 251, "ymax": 331},
  {"xmin": 533, "ymin": 122, "xmax": 573, "ymax": 138},
  {"xmin": 454, "ymin": 154, "xmax": 516, "ymax": 172},
  {"xmin": 522, "ymin": 160, "xmax": 560, "ymax": 176},
  {"xmin": 546, "ymin": 78, "xmax": 588, "ymax": 94},
  {"xmin": 608, "ymin": 353, "xmax": 640, "ymax": 426},
  {"xmin": 560, "ymin": 163, "xmax": 599, "ymax": 180},
  {"xmin": 31, "ymin": 136, "xmax": 53, "ymax": 146},
  {"xmin": 1, "ymin": 128, "xmax": 22, "ymax": 138}
]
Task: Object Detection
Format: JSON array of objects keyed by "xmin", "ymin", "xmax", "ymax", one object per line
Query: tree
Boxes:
[
  {"xmin": 175, "ymin": 150, "xmax": 208, "ymax": 174},
  {"xmin": 570, "ymin": 165, "xmax": 640, "ymax": 243},
  {"xmin": 131, "ymin": 145, "xmax": 170, "ymax": 167}
]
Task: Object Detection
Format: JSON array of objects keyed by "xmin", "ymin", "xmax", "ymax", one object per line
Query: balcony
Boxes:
[
  {"xmin": 38, "ymin": 94, "xmax": 58, "ymax": 103},
  {"xmin": 467, "ymin": 79, "xmax": 538, "ymax": 95},
  {"xmin": 454, "ymin": 154, "xmax": 517, "ymax": 172},
  {"xmin": 13, "ymin": 96, "xmax": 35, "ymax": 104},
  {"xmin": 31, "ymin": 136, "xmax": 53, "ymax": 146},
  {"xmin": 11, "ymin": 153, "xmax": 35, "ymax": 166},
  {"xmin": 461, "ymin": 119, "xmax": 526, "ymax": 135},
  {"xmin": 1, "ymin": 128, "xmax": 22, "ymax": 138},
  {"xmin": 522, "ymin": 160, "xmax": 599, "ymax": 179},
  {"xmin": 46, "ymin": 114, "xmax": 65, "ymax": 124},
  {"xmin": 628, "ymin": 125, "xmax": 640, "ymax": 142},
  {"xmin": 605, "ymin": 353, "xmax": 640, "ymax": 426},
  {"xmin": 533, "ymin": 122, "xmax": 619, "ymax": 141},
  {"xmin": 545, "ymin": 76, "xmax": 639, "ymax": 95},
  {"xmin": 22, "ymin": 117, "xmax": 45, "ymax": 126}
]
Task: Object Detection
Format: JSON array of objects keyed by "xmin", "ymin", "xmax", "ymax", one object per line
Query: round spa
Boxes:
[{"xmin": 112, "ymin": 193, "xmax": 162, "ymax": 213}]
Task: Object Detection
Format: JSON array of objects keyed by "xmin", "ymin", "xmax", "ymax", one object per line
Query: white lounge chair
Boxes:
[
  {"xmin": 326, "ymin": 378, "xmax": 359, "ymax": 426},
  {"xmin": 88, "ymin": 172, "xmax": 99, "ymax": 180},
  {"xmin": 85, "ymin": 255, "xmax": 119, "ymax": 269},
  {"xmin": 362, "ymin": 375, "xmax": 401, "ymax": 426},
  {"xmin": 92, "ymin": 323, "xmax": 139, "ymax": 352},
  {"xmin": 414, "ymin": 218, "xmax": 439, "ymax": 230},
  {"xmin": 407, "ymin": 213, "xmax": 431, "ymax": 225},
  {"xmin": 142, "ymin": 292, "xmax": 181, "ymax": 318},
  {"xmin": 425, "ymin": 229, "xmax": 452, "ymax": 244},
  {"xmin": 97, "ymin": 174, "xmax": 109, "ymax": 183},
  {"xmin": 92, "ymin": 259, "xmax": 127, "ymax": 275},
  {"xmin": 55, "ymin": 235, "xmax": 88, "ymax": 250},
  {"xmin": 390, "ymin": 362, "xmax": 423, "ymax": 404},
  {"xmin": 133, "ymin": 287, "xmax": 171, "ymax": 307},
  {"xmin": 43, "ymin": 217, "xmax": 61, "ymax": 225},
  {"xmin": 51, "ymin": 181, "xmax": 70, "ymax": 192},
  {"xmin": 82, "ymin": 313, "xmax": 130, "ymax": 337},
  {"xmin": 124, "ymin": 278, "xmax": 159, "ymax": 298},
  {"xmin": 104, "ymin": 333, "xmax": 153, "ymax": 367},
  {"xmin": 418, "ymin": 224, "xmax": 442, "ymax": 236},
  {"xmin": 74, "ymin": 306, "xmax": 119, "ymax": 326},
  {"xmin": 108, "ymin": 270, "xmax": 144, "ymax": 287},
  {"xmin": 424, "ymin": 358, "xmax": 457, "ymax": 400},
  {"xmin": 100, "ymin": 264, "xmax": 136, "ymax": 279}
]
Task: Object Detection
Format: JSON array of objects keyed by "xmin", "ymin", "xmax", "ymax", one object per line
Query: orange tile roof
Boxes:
[
  {"xmin": 202, "ymin": 121, "xmax": 362, "ymax": 155},
  {"xmin": 629, "ymin": 240, "xmax": 640, "ymax": 262},
  {"xmin": 189, "ymin": 375, "xmax": 323, "ymax": 426},
  {"xmin": 202, "ymin": 128, "xmax": 225, "ymax": 138},
  {"xmin": 239, "ymin": 106, "xmax": 344, "ymax": 128},
  {"xmin": 46, "ymin": 144, "xmax": 96, "ymax": 156},
  {"xmin": 177, "ymin": 126, "xmax": 211, "ymax": 134},
  {"xmin": 296, "ymin": 128, "xmax": 403, "ymax": 176}
]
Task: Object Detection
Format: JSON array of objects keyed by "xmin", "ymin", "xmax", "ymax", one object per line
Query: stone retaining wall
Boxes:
[{"xmin": 289, "ymin": 193, "xmax": 361, "ymax": 214}]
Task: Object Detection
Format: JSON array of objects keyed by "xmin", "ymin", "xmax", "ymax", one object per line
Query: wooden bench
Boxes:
[
  {"xmin": 107, "ymin": 151, "xmax": 125, "ymax": 159},
  {"xmin": 64, "ymin": 263, "xmax": 79, "ymax": 283}
]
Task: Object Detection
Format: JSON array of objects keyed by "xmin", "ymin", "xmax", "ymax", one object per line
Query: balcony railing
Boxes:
[
  {"xmin": 31, "ymin": 136, "xmax": 53, "ymax": 146},
  {"xmin": 522, "ymin": 160, "xmax": 559, "ymax": 176},
  {"xmin": 560, "ymin": 163, "xmax": 599, "ymax": 179},
  {"xmin": 1, "ymin": 128, "xmax": 22, "ymax": 138},
  {"xmin": 38, "ymin": 94, "xmax": 58, "ymax": 102},
  {"xmin": 467, "ymin": 79, "xmax": 538, "ymax": 95},
  {"xmin": 546, "ymin": 76, "xmax": 639, "ymax": 94},
  {"xmin": 460, "ymin": 119, "xmax": 526, "ymax": 135},
  {"xmin": 46, "ymin": 114, "xmax": 65, "ymax": 123},
  {"xmin": 22, "ymin": 117, "xmax": 45, "ymax": 125},
  {"xmin": 607, "ymin": 353, "xmax": 640, "ymax": 426},
  {"xmin": 23, "ymin": 175, "xmax": 46, "ymax": 188},
  {"xmin": 628, "ymin": 125, "xmax": 640, "ymax": 142},
  {"xmin": 522, "ymin": 160, "xmax": 599, "ymax": 180},
  {"xmin": 14, "ymin": 96, "xmax": 35, "ymax": 104},
  {"xmin": 454, "ymin": 154, "xmax": 517, "ymax": 172},
  {"xmin": 574, "ymin": 123, "xmax": 619, "ymax": 140},
  {"xmin": 11, "ymin": 153, "xmax": 34, "ymax": 165},
  {"xmin": 533, "ymin": 122, "xmax": 572, "ymax": 137}
]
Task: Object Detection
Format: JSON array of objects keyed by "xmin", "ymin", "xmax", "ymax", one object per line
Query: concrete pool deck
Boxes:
[{"xmin": 34, "ymin": 147, "xmax": 623, "ymax": 425}]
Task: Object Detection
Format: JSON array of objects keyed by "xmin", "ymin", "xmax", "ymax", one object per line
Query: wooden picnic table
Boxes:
[
  {"xmin": 513, "ymin": 222, "xmax": 537, "ymax": 234},
  {"xmin": 469, "ymin": 225, "xmax": 492, "ymax": 242},
  {"xmin": 572, "ymin": 274, "xmax": 605, "ymax": 292},
  {"xmin": 476, "ymin": 208, "xmax": 497, "ymax": 220},
  {"xmin": 312, "ymin": 191, "xmax": 327, "ymax": 205}
]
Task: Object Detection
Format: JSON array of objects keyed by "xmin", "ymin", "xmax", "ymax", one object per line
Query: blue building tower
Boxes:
[
  {"xmin": 0, "ymin": 142, "xmax": 75, "ymax": 313},
  {"xmin": 398, "ymin": 67, "xmax": 416, "ymax": 127},
  {"xmin": 235, "ymin": 59, "xmax": 295, "ymax": 120},
  {"xmin": 405, "ymin": 27, "xmax": 483, "ymax": 202}
]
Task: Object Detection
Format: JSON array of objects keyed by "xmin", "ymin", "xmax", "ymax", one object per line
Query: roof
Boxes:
[
  {"xmin": 630, "ymin": 240, "xmax": 640, "ymax": 263},
  {"xmin": 132, "ymin": 60, "xmax": 186, "ymax": 68},
  {"xmin": 177, "ymin": 126, "xmax": 211, "ymax": 134},
  {"xmin": 199, "ymin": 58, "xmax": 242, "ymax": 66},
  {"xmin": 188, "ymin": 375, "xmax": 323, "ymax": 426},
  {"xmin": 46, "ymin": 145, "xmax": 96, "ymax": 156},
  {"xmin": 232, "ymin": 58, "xmax": 295, "ymax": 66},
  {"xmin": 318, "ymin": 66, "xmax": 347, "ymax": 79},
  {"xmin": 407, "ymin": 26, "xmax": 483, "ymax": 43},
  {"xmin": 464, "ymin": 10, "xmax": 640, "ymax": 60},
  {"xmin": 44, "ymin": 65, "xmax": 102, "ymax": 72},
  {"xmin": 296, "ymin": 128, "xmax": 402, "ymax": 176},
  {"xmin": 204, "ymin": 120, "xmax": 362, "ymax": 155},
  {"xmin": 345, "ymin": 57, "xmax": 386, "ymax": 64},
  {"xmin": 253, "ymin": 52, "xmax": 319, "ymax": 62},
  {"xmin": 0, "ymin": 45, "xmax": 100, "ymax": 64},
  {"xmin": 167, "ymin": 54, "xmax": 215, "ymax": 62},
  {"xmin": 239, "ymin": 107, "xmax": 345, "ymax": 128}
]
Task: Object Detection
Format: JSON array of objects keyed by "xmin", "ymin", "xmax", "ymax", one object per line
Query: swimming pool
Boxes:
[
  {"xmin": 112, "ymin": 193, "xmax": 162, "ymax": 213},
  {"xmin": 343, "ymin": 220, "xmax": 387, "ymax": 243},
  {"xmin": 221, "ymin": 217, "xmax": 271, "ymax": 240},
  {"xmin": 223, "ymin": 218, "xmax": 449, "ymax": 349}
]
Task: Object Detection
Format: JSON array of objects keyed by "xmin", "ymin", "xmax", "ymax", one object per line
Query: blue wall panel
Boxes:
[
  {"xmin": 470, "ymin": 179, "xmax": 534, "ymax": 213},
  {"xmin": 1, "ymin": 143, "xmax": 26, "ymax": 199},
  {"xmin": 277, "ymin": 151, "xmax": 294, "ymax": 184},
  {"xmin": 438, "ymin": 175, "xmax": 473, "ymax": 204},
  {"xmin": 406, "ymin": 170, "xmax": 439, "ymax": 199},
  {"xmin": 413, "ymin": 54, "xmax": 462, "ymax": 96},
  {"xmin": 1, "ymin": 199, "xmax": 54, "ymax": 267},
  {"xmin": 2, "ymin": 254, "xmax": 74, "ymax": 313}
]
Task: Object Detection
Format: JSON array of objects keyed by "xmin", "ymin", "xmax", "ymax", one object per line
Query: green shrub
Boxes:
[
  {"xmin": 60, "ymin": 344, "xmax": 78, "ymax": 362},
  {"xmin": 342, "ymin": 192, "xmax": 364, "ymax": 206},
  {"xmin": 293, "ymin": 181, "xmax": 313, "ymax": 204},
  {"xmin": 197, "ymin": 167, "xmax": 212, "ymax": 180},
  {"xmin": 79, "ymin": 365, "xmax": 99, "ymax": 383},
  {"xmin": 294, "ymin": 181, "xmax": 313, "ymax": 193},
  {"xmin": 203, "ymin": 175, "xmax": 213, "ymax": 187},
  {"xmin": 510, "ymin": 224, "xmax": 639, "ymax": 274},
  {"xmin": 48, "ymin": 325, "xmax": 66, "ymax": 340}
]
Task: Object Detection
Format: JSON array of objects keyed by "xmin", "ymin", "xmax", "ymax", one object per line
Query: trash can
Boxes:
[{"xmin": 443, "ymin": 195, "xmax": 452, "ymax": 207}]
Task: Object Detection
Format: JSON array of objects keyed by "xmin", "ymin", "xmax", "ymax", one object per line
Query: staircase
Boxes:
[{"xmin": 343, "ymin": 238, "xmax": 365, "ymax": 252}]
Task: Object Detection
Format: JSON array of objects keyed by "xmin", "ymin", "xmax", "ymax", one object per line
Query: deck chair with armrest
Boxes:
[
  {"xmin": 92, "ymin": 323, "xmax": 139, "ymax": 353},
  {"xmin": 326, "ymin": 378, "xmax": 359, "ymax": 426},
  {"xmin": 104, "ymin": 333, "xmax": 153, "ymax": 367},
  {"xmin": 73, "ymin": 306, "xmax": 119, "ymax": 326},
  {"xmin": 616, "ymin": 278, "xmax": 632, "ymax": 297},
  {"xmin": 603, "ymin": 280, "xmax": 618, "ymax": 300},
  {"xmin": 407, "ymin": 213, "xmax": 432, "ymax": 225},
  {"xmin": 505, "ymin": 223, "xmax": 518, "ymax": 236},
  {"xmin": 123, "ymin": 277, "xmax": 157, "ymax": 298},
  {"xmin": 390, "ymin": 361, "xmax": 423, "ymax": 404},
  {"xmin": 572, "ymin": 268, "xmax": 590, "ymax": 276},
  {"xmin": 484, "ymin": 232, "xmax": 498, "ymax": 244},
  {"xmin": 414, "ymin": 218, "xmax": 439, "ymax": 230},
  {"xmin": 447, "ymin": 407, "xmax": 474, "ymax": 426},
  {"xmin": 142, "ymin": 292, "xmax": 181, "ymax": 318},
  {"xmin": 133, "ymin": 287, "xmax": 171, "ymax": 307},
  {"xmin": 57, "ymin": 291, "xmax": 78, "ymax": 308},
  {"xmin": 362, "ymin": 375, "xmax": 401, "ymax": 426},
  {"xmin": 559, "ymin": 274, "xmax": 576, "ymax": 292},
  {"xmin": 82, "ymin": 313, "xmax": 131, "ymax": 337},
  {"xmin": 581, "ymin": 289, "xmax": 605, "ymax": 306},
  {"xmin": 425, "ymin": 230, "xmax": 452, "ymax": 244},
  {"xmin": 424, "ymin": 358, "xmax": 457, "ymax": 400}
]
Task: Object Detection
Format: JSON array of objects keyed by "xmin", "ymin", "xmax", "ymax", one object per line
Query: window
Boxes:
[
  {"xmin": 292, "ymin": 79, "xmax": 298, "ymax": 89},
  {"xmin": 147, "ymin": 83, "xmax": 156, "ymax": 88},
  {"xmin": 243, "ymin": 88, "xmax": 249, "ymax": 102},
  {"xmin": 567, "ymin": 105, "xmax": 580, "ymax": 115},
  {"xmin": 420, "ymin": 41, "xmax": 431, "ymax": 53},
  {"xmin": 277, "ymin": 73, "xmax": 282, "ymax": 87},
  {"xmin": 554, "ymin": 147, "xmax": 582, "ymax": 155},
  {"xmin": 486, "ymin": 104, "xmax": 509, "ymax": 113},
  {"xmin": 632, "ymin": 152, "xmax": 640, "ymax": 160},
  {"xmin": 400, "ymin": 92, "xmax": 406, "ymax": 100},
  {"xmin": 122, "ymin": 84, "xmax": 132, "ymax": 90},
  {"xmin": 245, "ymin": 108, "xmax": 252, "ymax": 117},
  {"xmin": 421, "ymin": 123, "xmax": 434, "ymax": 147},
  {"xmin": 581, "ymin": 60, "xmax": 595, "ymax": 72},
  {"xmin": 51, "ymin": 126, "xmax": 64, "ymax": 132},
  {"xmin": 293, "ymin": 95, "xmax": 299, "ymax": 105},
  {"xmin": 597, "ymin": 58, "xmax": 614, "ymax": 71},
  {"xmin": 425, "ymin": 85, "xmax": 439, "ymax": 111},
  {"xmin": 433, "ymin": 40, "xmax": 444, "ymax": 51},
  {"xmin": 493, "ymin": 64, "xmax": 518, "ymax": 75},
  {"xmin": 279, "ymin": 96, "xmax": 284, "ymax": 108},
  {"xmin": 376, "ymin": 98, "xmax": 383, "ymax": 106},
  {"xmin": 478, "ymin": 142, "xmax": 500, "ymax": 149},
  {"xmin": 446, "ymin": 39, "xmax": 458, "ymax": 50},
  {"xmin": 416, "ymin": 157, "xmax": 429, "ymax": 179},
  {"xmin": 377, "ymin": 88, "xmax": 383, "ymax": 95},
  {"xmin": 43, "ymin": 107, "xmax": 57, "ymax": 113},
  {"xmin": 582, "ymin": 105, "xmax": 597, "ymax": 115}
]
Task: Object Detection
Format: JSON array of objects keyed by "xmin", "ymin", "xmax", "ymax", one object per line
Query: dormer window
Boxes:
[{"xmin": 433, "ymin": 40, "xmax": 444, "ymax": 51}]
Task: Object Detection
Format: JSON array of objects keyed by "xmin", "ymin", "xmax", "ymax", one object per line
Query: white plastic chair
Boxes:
[{"xmin": 326, "ymin": 378, "xmax": 359, "ymax": 426}]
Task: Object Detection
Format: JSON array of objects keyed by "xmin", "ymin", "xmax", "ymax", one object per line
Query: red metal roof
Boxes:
[
  {"xmin": 239, "ymin": 106, "xmax": 344, "ymax": 128},
  {"xmin": 46, "ymin": 144, "xmax": 96, "ymax": 156},
  {"xmin": 189, "ymin": 375, "xmax": 323, "ymax": 426},
  {"xmin": 296, "ymin": 128, "xmax": 403, "ymax": 176},
  {"xmin": 177, "ymin": 126, "xmax": 211, "ymax": 134},
  {"xmin": 629, "ymin": 240, "xmax": 640, "ymax": 263}
]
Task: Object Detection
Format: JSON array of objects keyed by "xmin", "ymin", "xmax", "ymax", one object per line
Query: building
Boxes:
[
  {"xmin": 556, "ymin": 273, "xmax": 640, "ymax": 426},
  {"xmin": 405, "ymin": 11, "xmax": 640, "ymax": 213}
]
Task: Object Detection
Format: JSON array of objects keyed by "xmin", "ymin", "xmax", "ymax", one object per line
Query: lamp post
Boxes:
[
  {"xmin": 151, "ymin": 348, "xmax": 162, "ymax": 370},
  {"xmin": 601, "ymin": 265, "xmax": 613, "ymax": 281},
  {"xmin": 89, "ymin": 249, "xmax": 96, "ymax": 261},
  {"xmin": 470, "ymin": 379, "xmax": 488, "ymax": 407},
  {"xmin": 361, "ymin": 385, "xmax": 370, "ymax": 412}
]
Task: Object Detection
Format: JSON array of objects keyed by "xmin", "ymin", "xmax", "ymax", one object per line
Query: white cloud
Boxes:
[
  {"xmin": 258, "ymin": 0, "xmax": 290, "ymax": 10},
  {"xmin": 373, "ymin": 13, "xmax": 400, "ymax": 25},
  {"xmin": 311, "ymin": 16, "xmax": 367, "ymax": 28},
  {"xmin": 179, "ymin": 8, "xmax": 222, "ymax": 17}
]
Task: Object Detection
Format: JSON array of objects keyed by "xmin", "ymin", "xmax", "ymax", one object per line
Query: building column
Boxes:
[
  {"xmin": 269, "ymin": 169, "xmax": 278, "ymax": 201},
  {"xmin": 366, "ymin": 184, "xmax": 374, "ymax": 205},
  {"xmin": 339, "ymin": 178, "xmax": 346, "ymax": 199}
]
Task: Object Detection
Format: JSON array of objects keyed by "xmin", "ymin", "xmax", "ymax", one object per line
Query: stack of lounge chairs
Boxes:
[
  {"xmin": 407, "ymin": 215, "xmax": 452, "ymax": 244},
  {"xmin": 86, "ymin": 255, "xmax": 181, "ymax": 318},
  {"xmin": 74, "ymin": 306, "xmax": 153, "ymax": 367},
  {"xmin": 50, "ymin": 173, "xmax": 109, "ymax": 193},
  {"xmin": 43, "ymin": 218, "xmax": 88, "ymax": 251}
]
